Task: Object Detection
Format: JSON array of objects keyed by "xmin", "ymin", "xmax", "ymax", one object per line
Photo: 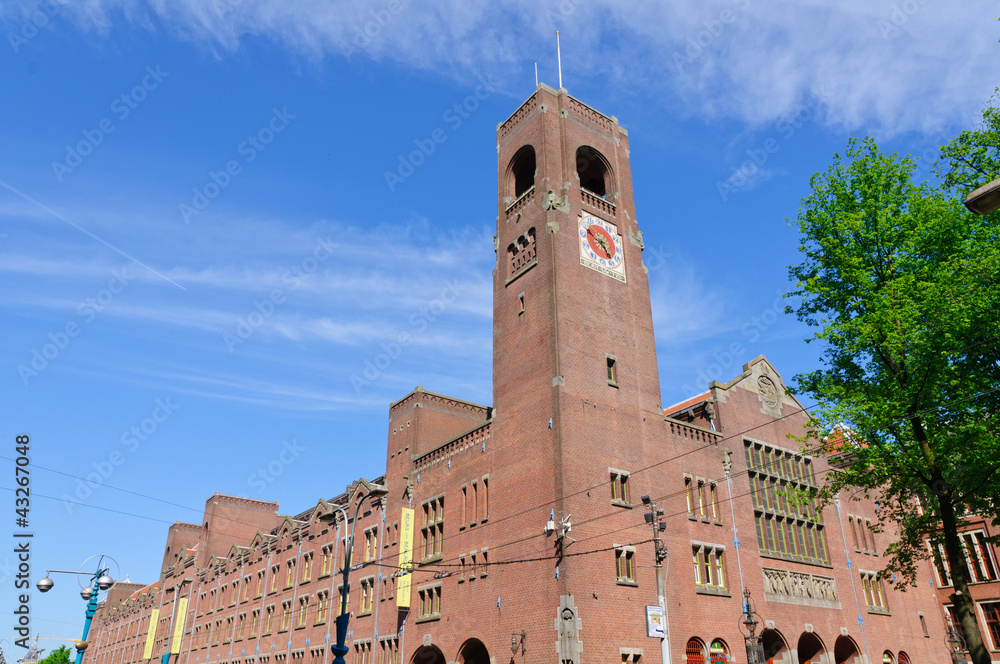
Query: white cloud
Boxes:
[{"xmin": 4, "ymin": 0, "xmax": 995, "ymax": 135}]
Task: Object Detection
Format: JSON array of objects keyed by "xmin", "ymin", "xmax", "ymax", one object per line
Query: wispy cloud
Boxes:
[{"xmin": 4, "ymin": 0, "xmax": 994, "ymax": 136}]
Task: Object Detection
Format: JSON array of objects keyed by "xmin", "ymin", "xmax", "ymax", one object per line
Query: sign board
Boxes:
[
  {"xmin": 143, "ymin": 608, "xmax": 161, "ymax": 659},
  {"xmin": 645, "ymin": 605, "xmax": 665, "ymax": 638},
  {"xmin": 396, "ymin": 508, "xmax": 415, "ymax": 608},
  {"xmin": 170, "ymin": 598, "xmax": 188, "ymax": 654}
]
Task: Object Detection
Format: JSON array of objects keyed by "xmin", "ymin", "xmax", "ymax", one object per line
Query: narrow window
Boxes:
[
  {"xmin": 709, "ymin": 483, "xmax": 719, "ymax": 520},
  {"xmin": 685, "ymin": 476, "xmax": 694, "ymax": 515},
  {"xmin": 482, "ymin": 476, "xmax": 489, "ymax": 520},
  {"xmin": 607, "ymin": 356, "xmax": 618, "ymax": 385},
  {"xmin": 518, "ymin": 292, "xmax": 525, "ymax": 315},
  {"xmin": 610, "ymin": 470, "xmax": 630, "ymax": 505},
  {"xmin": 615, "ymin": 547, "xmax": 636, "ymax": 584},
  {"xmin": 918, "ymin": 612, "xmax": 928, "ymax": 637}
]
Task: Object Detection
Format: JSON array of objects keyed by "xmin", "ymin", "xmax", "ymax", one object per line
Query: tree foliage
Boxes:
[
  {"xmin": 786, "ymin": 134, "xmax": 1000, "ymax": 664},
  {"xmin": 937, "ymin": 89, "xmax": 1000, "ymax": 194},
  {"xmin": 38, "ymin": 646, "xmax": 71, "ymax": 664}
]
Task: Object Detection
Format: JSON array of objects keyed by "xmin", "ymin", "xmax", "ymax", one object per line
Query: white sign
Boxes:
[{"xmin": 645, "ymin": 605, "xmax": 665, "ymax": 638}]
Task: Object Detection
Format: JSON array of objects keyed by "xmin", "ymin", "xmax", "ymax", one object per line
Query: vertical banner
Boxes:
[
  {"xmin": 396, "ymin": 507, "xmax": 414, "ymax": 608},
  {"xmin": 143, "ymin": 609, "xmax": 160, "ymax": 660},
  {"xmin": 170, "ymin": 598, "xmax": 188, "ymax": 654}
]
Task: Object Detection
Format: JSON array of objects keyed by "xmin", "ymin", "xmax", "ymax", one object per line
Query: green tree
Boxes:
[
  {"xmin": 937, "ymin": 89, "xmax": 1000, "ymax": 195},
  {"xmin": 786, "ymin": 135, "xmax": 1000, "ymax": 664},
  {"xmin": 38, "ymin": 646, "xmax": 71, "ymax": 664}
]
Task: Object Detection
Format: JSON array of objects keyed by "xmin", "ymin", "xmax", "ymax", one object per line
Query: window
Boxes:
[
  {"xmin": 263, "ymin": 606, "xmax": 274, "ymax": 635},
  {"xmin": 863, "ymin": 519, "xmax": 878, "ymax": 554},
  {"xmin": 482, "ymin": 476, "xmax": 489, "ymax": 521},
  {"xmin": 421, "ymin": 495, "xmax": 445, "ymax": 561},
  {"xmin": 297, "ymin": 596, "xmax": 309, "ymax": 628},
  {"xmin": 509, "ymin": 145, "xmax": 536, "ymax": 199},
  {"xmin": 848, "ymin": 516, "xmax": 861, "ymax": 551},
  {"xmin": 929, "ymin": 541, "xmax": 952, "ymax": 586},
  {"xmin": 255, "ymin": 571, "xmax": 265, "ymax": 598},
  {"xmin": 379, "ymin": 638, "xmax": 399, "ymax": 664},
  {"xmin": 269, "ymin": 565, "xmax": 279, "ymax": 593},
  {"xmin": 360, "ymin": 577, "xmax": 375, "ymax": 615},
  {"xmin": 279, "ymin": 601, "xmax": 291, "ymax": 632},
  {"xmin": 685, "ymin": 476, "xmax": 694, "ymax": 516},
  {"xmin": 747, "ymin": 439, "xmax": 829, "ymax": 565},
  {"xmin": 607, "ymin": 356, "xmax": 618, "ymax": 386},
  {"xmin": 355, "ymin": 641, "xmax": 372, "ymax": 664},
  {"xmin": 236, "ymin": 613, "xmax": 245, "ymax": 640},
  {"xmin": 508, "ymin": 228, "xmax": 537, "ymax": 277},
  {"xmin": 947, "ymin": 606, "xmax": 967, "ymax": 647},
  {"xmin": 861, "ymin": 571, "xmax": 889, "ymax": 613},
  {"xmin": 471, "ymin": 481, "xmax": 479, "ymax": 524},
  {"xmin": 285, "ymin": 559, "xmax": 296, "ymax": 588},
  {"xmin": 337, "ymin": 584, "xmax": 350, "ymax": 613},
  {"xmin": 316, "ymin": 590, "xmax": 329, "ymax": 624},
  {"xmin": 321, "ymin": 545, "xmax": 333, "ymax": 577},
  {"xmin": 213, "ymin": 620, "xmax": 221, "ymax": 646},
  {"xmin": 697, "ymin": 480, "xmax": 706, "ymax": 517},
  {"xmin": 518, "ymin": 293, "xmax": 525, "ymax": 315},
  {"xmin": 417, "ymin": 585, "xmax": 441, "ymax": 622},
  {"xmin": 250, "ymin": 610, "xmax": 259, "ymax": 638},
  {"xmin": 364, "ymin": 528, "xmax": 378, "ymax": 562},
  {"xmin": 242, "ymin": 575, "xmax": 251, "ymax": 602},
  {"xmin": 610, "ymin": 469, "xmax": 630, "ymax": 506},
  {"xmin": 301, "ymin": 553, "xmax": 313, "ymax": 583},
  {"xmin": 576, "ymin": 146, "xmax": 611, "ymax": 197},
  {"xmin": 692, "ymin": 543, "xmax": 727, "ymax": 594},
  {"xmin": 709, "ymin": 483, "xmax": 719, "ymax": 521},
  {"xmin": 230, "ymin": 581, "xmax": 238, "ymax": 606},
  {"xmin": 482, "ymin": 548, "xmax": 489, "ymax": 577},
  {"xmin": 461, "ymin": 484, "xmax": 468, "ymax": 528},
  {"xmin": 918, "ymin": 612, "xmax": 928, "ymax": 637},
  {"xmin": 962, "ymin": 531, "xmax": 998, "ymax": 582},
  {"xmin": 983, "ymin": 602, "xmax": 1000, "ymax": 649},
  {"xmin": 615, "ymin": 546, "xmax": 636, "ymax": 585}
]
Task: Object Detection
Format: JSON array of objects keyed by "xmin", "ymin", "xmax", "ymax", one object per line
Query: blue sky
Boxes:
[{"xmin": 1, "ymin": 0, "xmax": 997, "ymax": 648}]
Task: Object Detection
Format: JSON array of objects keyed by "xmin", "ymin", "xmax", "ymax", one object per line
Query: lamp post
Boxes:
[
  {"xmin": 640, "ymin": 496, "xmax": 670, "ymax": 664},
  {"xmin": 318, "ymin": 484, "xmax": 389, "ymax": 664},
  {"xmin": 36, "ymin": 555, "xmax": 118, "ymax": 664},
  {"xmin": 738, "ymin": 589, "xmax": 766, "ymax": 664},
  {"xmin": 947, "ymin": 622, "xmax": 969, "ymax": 664}
]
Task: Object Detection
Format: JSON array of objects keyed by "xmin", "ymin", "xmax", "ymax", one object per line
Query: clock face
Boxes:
[{"xmin": 578, "ymin": 214, "xmax": 626, "ymax": 283}]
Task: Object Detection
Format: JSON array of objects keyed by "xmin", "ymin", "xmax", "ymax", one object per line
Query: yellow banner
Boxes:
[
  {"xmin": 143, "ymin": 608, "xmax": 160, "ymax": 660},
  {"xmin": 170, "ymin": 598, "xmax": 188, "ymax": 654},
  {"xmin": 397, "ymin": 508, "xmax": 414, "ymax": 608}
]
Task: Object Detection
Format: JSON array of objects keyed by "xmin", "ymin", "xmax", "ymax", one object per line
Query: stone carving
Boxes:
[
  {"xmin": 544, "ymin": 189, "xmax": 569, "ymax": 212},
  {"xmin": 555, "ymin": 595, "xmax": 583, "ymax": 664},
  {"xmin": 758, "ymin": 375, "xmax": 779, "ymax": 408},
  {"xmin": 762, "ymin": 568, "xmax": 839, "ymax": 605}
]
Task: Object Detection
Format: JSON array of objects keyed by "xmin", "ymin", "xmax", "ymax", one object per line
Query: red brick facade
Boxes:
[{"xmin": 83, "ymin": 85, "xmax": 982, "ymax": 664}]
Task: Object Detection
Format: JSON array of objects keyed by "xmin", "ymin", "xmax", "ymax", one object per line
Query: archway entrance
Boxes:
[
  {"xmin": 685, "ymin": 639, "xmax": 705, "ymax": 664},
  {"xmin": 797, "ymin": 632, "xmax": 826, "ymax": 664},
  {"xmin": 760, "ymin": 629, "xmax": 791, "ymax": 664},
  {"xmin": 457, "ymin": 639, "xmax": 489, "ymax": 664},
  {"xmin": 834, "ymin": 635, "xmax": 863, "ymax": 664},
  {"xmin": 411, "ymin": 645, "xmax": 445, "ymax": 664}
]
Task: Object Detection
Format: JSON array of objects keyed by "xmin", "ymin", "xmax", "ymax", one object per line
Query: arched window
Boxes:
[
  {"xmin": 708, "ymin": 640, "xmax": 728, "ymax": 664},
  {"xmin": 882, "ymin": 652, "xmax": 896, "ymax": 664},
  {"xmin": 897, "ymin": 652, "xmax": 910, "ymax": 664},
  {"xmin": 685, "ymin": 639, "xmax": 705, "ymax": 664},
  {"xmin": 508, "ymin": 146, "xmax": 536, "ymax": 199},
  {"xmin": 576, "ymin": 146, "xmax": 611, "ymax": 197}
]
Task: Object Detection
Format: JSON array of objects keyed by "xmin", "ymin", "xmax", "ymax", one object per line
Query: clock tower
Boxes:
[{"xmin": 491, "ymin": 83, "xmax": 666, "ymax": 606}]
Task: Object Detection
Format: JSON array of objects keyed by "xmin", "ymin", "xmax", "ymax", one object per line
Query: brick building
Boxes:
[{"xmin": 82, "ymin": 84, "xmax": 983, "ymax": 664}]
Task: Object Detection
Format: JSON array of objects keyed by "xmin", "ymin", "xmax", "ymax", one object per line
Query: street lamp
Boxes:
[
  {"xmin": 640, "ymin": 496, "xmax": 670, "ymax": 664},
  {"xmin": 318, "ymin": 484, "xmax": 389, "ymax": 664},
  {"xmin": 946, "ymin": 622, "xmax": 968, "ymax": 664},
  {"xmin": 738, "ymin": 589, "xmax": 766, "ymax": 664},
  {"xmin": 37, "ymin": 555, "xmax": 118, "ymax": 664},
  {"xmin": 965, "ymin": 178, "xmax": 1000, "ymax": 215}
]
